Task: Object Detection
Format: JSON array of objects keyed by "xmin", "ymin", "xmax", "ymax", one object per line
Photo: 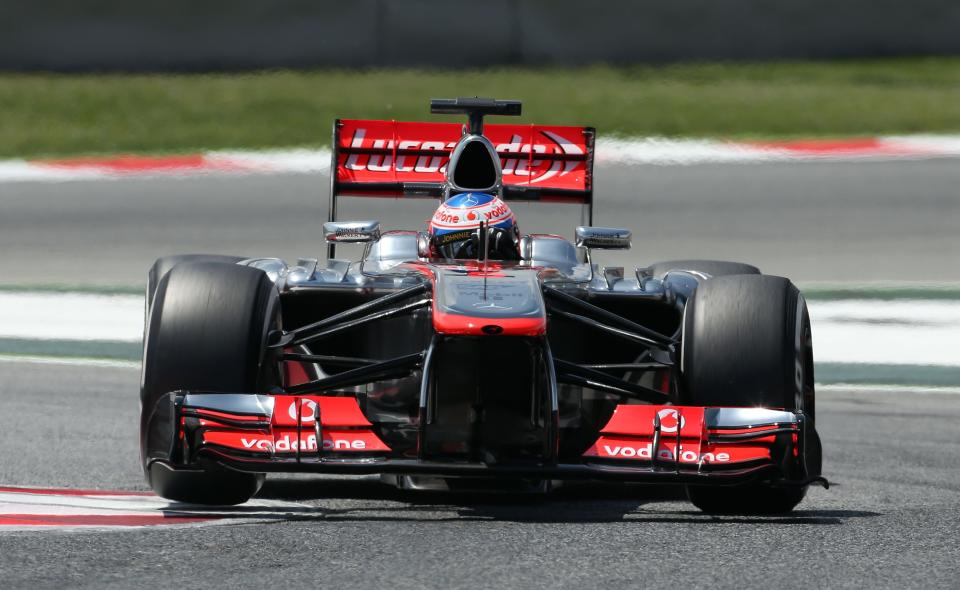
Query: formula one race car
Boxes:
[{"xmin": 140, "ymin": 98, "xmax": 825, "ymax": 513}]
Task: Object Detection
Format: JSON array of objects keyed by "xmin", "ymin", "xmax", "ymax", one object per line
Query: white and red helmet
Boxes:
[{"xmin": 428, "ymin": 192, "xmax": 519, "ymax": 259}]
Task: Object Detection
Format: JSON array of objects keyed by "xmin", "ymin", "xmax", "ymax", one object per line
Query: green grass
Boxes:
[
  {"xmin": 0, "ymin": 338, "xmax": 141, "ymax": 361},
  {"xmin": 0, "ymin": 283, "xmax": 144, "ymax": 295},
  {"xmin": 2, "ymin": 58, "xmax": 960, "ymax": 158},
  {"xmin": 816, "ymin": 363, "xmax": 960, "ymax": 387},
  {"xmin": 800, "ymin": 282, "xmax": 960, "ymax": 300}
]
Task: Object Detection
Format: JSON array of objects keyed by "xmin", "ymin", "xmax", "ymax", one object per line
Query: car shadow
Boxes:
[{"xmin": 206, "ymin": 475, "xmax": 881, "ymax": 526}]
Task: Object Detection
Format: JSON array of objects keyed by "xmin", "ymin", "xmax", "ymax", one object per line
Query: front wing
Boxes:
[{"xmin": 143, "ymin": 392, "xmax": 820, "ymax": 487}]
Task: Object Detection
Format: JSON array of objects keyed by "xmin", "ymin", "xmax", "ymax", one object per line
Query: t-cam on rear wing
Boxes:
[{"xmin": 328, "ymin": 118, "xmax": 596, "ymax": 225}]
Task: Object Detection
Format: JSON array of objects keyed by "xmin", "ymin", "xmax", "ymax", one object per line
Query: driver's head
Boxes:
[{"xmin": 429, "ymin": 192, "xmax": 519, "ymax": 260}]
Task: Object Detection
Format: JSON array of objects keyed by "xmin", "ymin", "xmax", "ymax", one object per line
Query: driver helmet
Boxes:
[{"xmin": 429, "ymin": 192, "xmax": 520, "ymax": 260}]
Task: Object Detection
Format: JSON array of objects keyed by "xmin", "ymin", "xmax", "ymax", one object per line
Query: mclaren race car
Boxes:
[{"xmin": 140, "ymin": 98, "xmax": 825, "ymax": 513}]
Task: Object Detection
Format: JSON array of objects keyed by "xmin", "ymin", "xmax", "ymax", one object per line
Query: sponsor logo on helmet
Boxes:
[
  {"xmin": 433, "ymin": 209, "xmax": 463, "ymax": 225},
  {"xmin": 484, "ymin": 202, "xmax": 510, "ymax": 222},
  {"xmin": 434, "ymin": 230, "xmax": 474, "ymax": 245},
  {"xmin": 430, "ymin": 193, "xmax": 515, "ymax": 233}
]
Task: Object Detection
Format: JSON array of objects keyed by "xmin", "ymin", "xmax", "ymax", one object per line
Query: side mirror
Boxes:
[
  {"xmin": 323, "ymin": 220, "xmax": 381, "ymax": 243},
  {"xmin": 417, "ymin": 231, "xmax": 432, "ymax": 258},
  {"xmin": 575, "ymin": 226, "xmax": 631, "ymax": 250}
]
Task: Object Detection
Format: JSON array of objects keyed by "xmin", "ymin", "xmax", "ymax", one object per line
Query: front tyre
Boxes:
[
  {"xmin": 680, "ymin": 274, "xmax": 816, "ymax": 514},
  {"xmin": 140, "ymin": 261, "xmax": 280, "ymax": 505},
  {"xmin": 145, "ymin": 254, "xmax": 245, "ymax": 310},
  {"xmin": 648, "ymin": 259, "xmax": 760, "ymax": 279}
]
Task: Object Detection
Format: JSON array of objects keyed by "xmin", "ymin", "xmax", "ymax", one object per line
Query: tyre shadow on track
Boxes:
[{"xmin": 251, "ymin": 476, "xmax": 880, "ymax": 525}]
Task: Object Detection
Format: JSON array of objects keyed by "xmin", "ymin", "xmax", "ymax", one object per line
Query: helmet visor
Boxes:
[
  {"xmin": 431, "ymin": 227, "xmax": 519, "ymax": 261},
  {"xmin": 432, "ymin": 229, "xmax": 479, "ymax": 260}
]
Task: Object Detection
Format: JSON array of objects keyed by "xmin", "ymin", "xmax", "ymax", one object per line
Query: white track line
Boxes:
[
  {"xmin": 1, "ymin": 292, "xmax": 958, "ymax": 370},
  {"xmin": 809, "ymin": 300, "xmax": 960, "ymax": 367},
  {"xmin": 0, "ymin": 355, "xmax": 139, "ymax": 369},
  {"xmin": 205, "ymin": 148, "xmax": 332, "ymax": 173},
  {"xmin": 0, "ymin": 487, "xmax": 311, "ymax": 531},
  {"xmin": 818, "ymin": 384, "xmax": 960, "ymax": 395},
  {"xmin": 0, "ymin": 292, "xmax": 143, "ymax": 342},
  {"xmin": 4, "ymin": 354, "xmax": 956, "ymax": 393}
]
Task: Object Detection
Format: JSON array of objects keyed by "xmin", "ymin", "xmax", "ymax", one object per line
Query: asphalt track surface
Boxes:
[
  {"xmin": 1, "ymin": 158, "xmax": 959, "ymax": 285},
  {"xmin": 0, "ymin": 159, "xmax": 958, "ymax": 587},
  {"xmin": 1, "ymin": 360, "xmax": 959, "ymax": 589}
]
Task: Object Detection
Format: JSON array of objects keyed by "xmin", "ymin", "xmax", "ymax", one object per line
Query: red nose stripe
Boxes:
[{"xmin": 432, "ymin": 310, "xmax": 546, "ymax": 336}]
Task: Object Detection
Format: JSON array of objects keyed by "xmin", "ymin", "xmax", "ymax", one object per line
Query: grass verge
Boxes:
[
  {"xmin": 2, "ymin": 58, "xmax": 960, "ymax": 158},
  {"xmin": 800, "ymin": 283, "xmax": 960, "ymax": 300},
  {"xmin": 0, "ymin": 338, "xmax": 141, "ymax": 361},
  {"xmin": 0, "ymin": 283, "xmax": 144, "ymax": 296},
  {"xmin": 816, "ymin": 363, "xmax": 960, "ymax": 388}
]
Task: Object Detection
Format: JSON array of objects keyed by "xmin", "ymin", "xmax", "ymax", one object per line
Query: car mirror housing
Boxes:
[
  {"xmin": 323, "ymin": 220, "xmax": 382, "ymax": 243},
  {"xmin": 575, "ymin": 226, "xmax": 632, "ymax": 250},
  {"xmin": 417, "ymin": 232, "xmax": 432, "ymax": 258}
]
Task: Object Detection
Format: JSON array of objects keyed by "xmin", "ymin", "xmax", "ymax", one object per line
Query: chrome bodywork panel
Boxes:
[
  {"xmin": 243, "ymin": 232, "xmax": 706, "ymax": 302},
  {"xmin": 435, "ymin": 270, "xmax": 545, "ymax": 320}
]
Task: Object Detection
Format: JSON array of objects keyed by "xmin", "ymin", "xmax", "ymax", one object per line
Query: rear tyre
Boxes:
[
  {"xmin": 140, "ymin": 261, "xmax": 280, "ymax": 505},
  {"xmin": 648, "ymin": 259, "xmax": 760, "ymax": 279},
  {"xmin": 680, "ymin": 274, "xmax": 815, "ymax": 514}
]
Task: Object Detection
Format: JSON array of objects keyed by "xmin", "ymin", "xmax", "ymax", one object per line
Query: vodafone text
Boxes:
[
  {"xmin": 240, "ymin": 434, "xmax": 366, "ymax": 453},
  {"xmin": 600, "ymin": 443, "xmax": 730, "ymax": 463},
  {"xmin": 432, "ymin": 203, "xmax": 511, "ymax": 226}
]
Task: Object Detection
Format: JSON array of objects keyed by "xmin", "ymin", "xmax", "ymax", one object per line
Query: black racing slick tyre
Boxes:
[
  {"xmin": 679, "ymin": 274, "xmax": 816, "ymax": 515},
  {"xmin": 648, "ymin": 259, "xmax": 760, "ymax": 279},
  {"xmin": 146, "ymin": 254, "xmax": 245, "ymax": 310},
  {"xmin": 140, "ymin": 261, "xmax": 280, "ymax": 505}
]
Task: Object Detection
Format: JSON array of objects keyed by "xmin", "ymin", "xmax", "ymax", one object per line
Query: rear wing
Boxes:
[{"xmin": 328, "ymin": 119, "xmax": 596, "ymax": 227}]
